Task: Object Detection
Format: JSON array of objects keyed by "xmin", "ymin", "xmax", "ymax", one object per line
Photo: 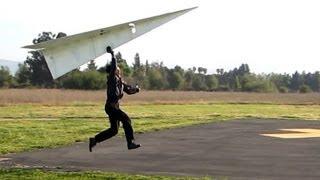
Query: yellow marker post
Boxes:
[{"xmin": 261, "ymin": 129, "xmax": 320, "ymax": 139}]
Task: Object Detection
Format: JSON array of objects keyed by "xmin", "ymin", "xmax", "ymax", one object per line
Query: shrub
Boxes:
[{"xmin": 299, "ymin": 85, "xmax": 312, "ymax": 93}]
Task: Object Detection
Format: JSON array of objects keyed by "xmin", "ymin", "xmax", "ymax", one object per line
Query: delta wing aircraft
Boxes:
[{"xmin": 22, "ymin": 7, "xmax": 197, "ymax": 79}]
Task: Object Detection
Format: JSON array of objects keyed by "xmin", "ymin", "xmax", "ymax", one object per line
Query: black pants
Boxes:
[{"xmin": 95, "ymin": 103, "xmax": 134, "ymax": 144}]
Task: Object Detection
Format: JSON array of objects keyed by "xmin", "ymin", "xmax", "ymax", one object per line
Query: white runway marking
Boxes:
[{"xmin": 261, "ymin": 129, "xmax": 320, "ymax": 139}]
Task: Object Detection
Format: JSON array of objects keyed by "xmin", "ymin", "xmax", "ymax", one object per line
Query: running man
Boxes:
[{"xmin": 89, "ymin": 46, "xmax": 141, "ymax": 152}]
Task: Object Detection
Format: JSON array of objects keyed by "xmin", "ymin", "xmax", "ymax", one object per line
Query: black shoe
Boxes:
[
  {"xmin": 89, "ymin": 137, "xmax": 96, "ymax": 152},
  {"xmin": 127, "ymin": 142, "xmax": 141, "ymax": 150}
]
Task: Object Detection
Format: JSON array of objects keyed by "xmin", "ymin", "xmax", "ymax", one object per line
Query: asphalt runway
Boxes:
[{"xmin": 2, "ymin": 119, "xmax": 320, "ymax": 180}]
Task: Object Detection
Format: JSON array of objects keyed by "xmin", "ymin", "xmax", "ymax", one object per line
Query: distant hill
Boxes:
[{"xmin": 0, "ymin": 59, "xmax": 21, "ymax": 75}]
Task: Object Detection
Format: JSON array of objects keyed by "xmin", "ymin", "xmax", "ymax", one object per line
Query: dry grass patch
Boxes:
[{"xmin": 0, "ymin": 89, "xmax": 320, "ymax": 105}]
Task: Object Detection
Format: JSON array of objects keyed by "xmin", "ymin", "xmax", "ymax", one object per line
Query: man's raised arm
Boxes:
[{"xmin": 106, "ymin": 46, "xmax": 117, "ymax": 76}]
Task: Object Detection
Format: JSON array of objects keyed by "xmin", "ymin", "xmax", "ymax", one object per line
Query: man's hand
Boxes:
[{"xmin": 135, "ymin": 84, "xmax": 140, "ymax": 93}]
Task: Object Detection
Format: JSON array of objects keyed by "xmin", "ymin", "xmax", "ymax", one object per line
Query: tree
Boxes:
[
  {"xmin": 241, "ymin": 74, "xmax": 277, "ymax": 92},
  {"xmin": 184, "ymin": 69, "xmax": 194, "ymax": 90},
  {"xmin": 25, "ymin": 32, "xmax": 67, "ymax": 87},
  {"xmin": 238, "ymin": 64, "xmax": 250, "ymax": 75},
  {"xmin": 81, "ymin": 71, "xmax": 105, "ymax": 90},
  {"xmin": 132, "ymin": 53, "xmax": 145, "ymax": 87},
  {"xmin": 32, "ymin": 32, "xmax": 55, "ymax": 44},
  {"xmin": 148, "ymin": 69, "xmax": 165, "ymax": 90},
  {"xmin": 25, "ymin": 51, "xmax": 53, "ymax": 87},
  {"xmin": 173, "ymin": 65, "xmax": 184, "ymax": 76},
  {"xmin": 197, "ymin": 67, "xmax": 207, "ymax": 74},
  {"xmin": 314, "ymin": 72, "xmax": 320, "ymax": 92},
  {"xmin": 278, "ymin": 86, "xmax": 289, "ymax": 93},
  {"xmin": 145, "ymin": 60, "xmax": 150, "ymax": 74},
  {"xmin": 290, "ymin": 71, "xmax": 303, "ymax": 91},
  {"xmin": 0, "ymin": 66, "xmax": 12, "ymax": 88},
  {"xmin": 269, "ymin": 73, "xmax": 291, "ymax": 91},
  {"xmin": 59, "ymin": 70, "xmax": 83, "ymax": 89},
  {"xmin": 304, "ymin": 72, "xmax": 320, "ymax": 92},
  {"xmin": 86, "ymin": 60, "xmax": 97, "ymax": 71},
  {"xmin": 216, "ymin": 68, "xmax": 224, "ymax": 75},
  {"xmin": 299, "ymin": 84, "xmax": 312, "ymax": 93},
  {"xmin": 15, "ymin": 63, "xmax": 31, "ymax": 86},
  {"xmin": 192, "ymin": 74, "xmax": 207, "ymax": 91},
  {"xmin": 234, "ymin": 76, "xmax": 241, "ymax": 91},
  {"xmin": 192, "ymin": 67, "xmax": 197, "ymax": 73},
  {"xmin": 59, "ymin": 70, "xmax": 105, "ymax": 90},
  {"xmin": 116, "ymin": 52, "xmax": 132, "ymax": 77},
  {"xmin": 168, "ymin": 71, "xmax": 184, "ymax": 90},
  {"xmin": 133, "ymin": 53, "xmax": 141, "ymax": 70},
  {"xmin": 205, "ymin": 74, "xmax": 219, "ymax": 90}
]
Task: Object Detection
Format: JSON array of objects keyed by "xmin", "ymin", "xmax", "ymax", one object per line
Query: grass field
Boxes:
[
  {"xmin": 0, "ymin": 103, "xmax": 319, "ymax": 154},
  {"xmin": 0, "ymin": 89, "xmax": 319, "ymax": 179},
  {"xmin": 1, "ymin": 89, "xmax": 320, "ymax": 105},
  {"xmin": 0, "ymin": 169, "xmax": 213, "ymax": 180}
]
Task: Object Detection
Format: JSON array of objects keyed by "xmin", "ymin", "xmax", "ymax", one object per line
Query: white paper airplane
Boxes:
[{"xmin": 22, "ymin": 7, "xmax": 197, "ymax": 79}]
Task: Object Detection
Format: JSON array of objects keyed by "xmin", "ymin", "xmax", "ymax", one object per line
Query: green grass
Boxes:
[
  {"xmin": 0, "ymin": 168, "xmax": 215, "ymax": 180},
  {"xmin": 0, "ymin": 103, "xmax": 319, "ymax": 154},
  {"xmin": 0, "ymin": 103, "xmax": 319, "ymax": 179}
]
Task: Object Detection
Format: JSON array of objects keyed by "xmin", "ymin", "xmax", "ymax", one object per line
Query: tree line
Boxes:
[{"xmin": 0, "ymin": 32, "xmax": 319, "ymax": 93}]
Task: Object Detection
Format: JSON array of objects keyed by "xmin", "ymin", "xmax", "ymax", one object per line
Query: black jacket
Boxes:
[{"xmin": 106, "ymin": 57, "xmax": 139, "ymax": 105}]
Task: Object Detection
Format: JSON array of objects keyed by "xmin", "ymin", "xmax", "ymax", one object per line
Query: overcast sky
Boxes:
[{"xmin": 1, "ymin": 0, "xmax": 320, "ymax": 74}]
